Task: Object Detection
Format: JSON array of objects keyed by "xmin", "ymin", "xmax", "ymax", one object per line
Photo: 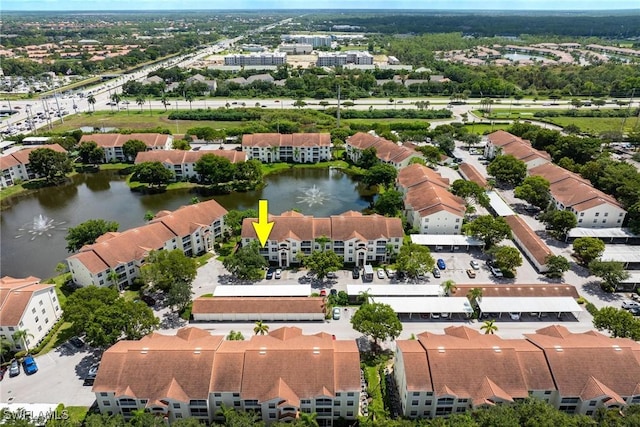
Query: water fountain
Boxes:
[
  {"xmin": 297, "ymin": 185, "xmax": 330, "ymax": 207},
  {"xmin": 15, "ymin": 214, "xmax": 67, "ymax": 241}
]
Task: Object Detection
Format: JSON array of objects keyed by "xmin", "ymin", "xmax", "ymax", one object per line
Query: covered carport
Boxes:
[
  {"xmin": 213, "ymin": 284, "xmax": 311, "ymax": 297},
  {"xmin": 376, "ymin": 297, "xmax": 474, "ymax": 320},
  {"xmin": 347, "ymin": 284, "xmax": 441, "ymax": 303},
  {"xmin": 410, "ymin": 234, "xmax": 484, "ymax": 252},
  {"xmin": 477, "ymin": 297, "xmax": 583, "ymax": 320},
  {"xmin": 601, "ymin": 245, "xmax": 640, "ymax": 270}
]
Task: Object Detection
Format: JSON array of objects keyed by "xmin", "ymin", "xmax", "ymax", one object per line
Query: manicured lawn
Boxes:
[
  {"xmin": 343, "ymin": 118, "xmax": 431, "ymax": 125},
  {"xmin": 195, "ymin": 252, "xmax": 214, "ymax": 267},
  {"xmin": 0, "ymin": 183, "xmax": 26, "ymax": 202},
  {"xmin": 56, "ymin": 405, "xmax": 89, "ymax": 424},
  {"xmin": 261, "ymin": 160, "xmax": 353, "ymax": 176},
  {"xmin": 464, "ymin": 123, "xmax": 512, "ymax": 134},
  {"xmin": 543, "ymin": 116, "xmax": 637, "ymax": 134},
  {"xmin": 37, "ymin": 321, "xmax": 73, "ymax": 356}
]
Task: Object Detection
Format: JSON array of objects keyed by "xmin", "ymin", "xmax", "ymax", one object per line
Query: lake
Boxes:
[{"xmin": 1, "ymin": 167, "xmax": 373, "ymax": 279}]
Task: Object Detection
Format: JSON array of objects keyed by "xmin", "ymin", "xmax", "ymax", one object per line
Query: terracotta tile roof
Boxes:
[
  {"xmin": 347, "ymin": 132, "xmax": 421, "ymax": 164},
  {"xmin": 397, "ymin": 163, "xmax": 449, "ymax": 189},
  {"xmin": 192, "ymin": 297, "xmax": 326, "ymax": 315},
  {"xmin": 458, "ymin": 163, "xmax": 487, "ymax": 187},
  {"xmin": 396, "ymin": 340, "xmax": 432, "ymax": 391},
  {"xmin": 80, "ymin": 133, "xmax": 171, "ymax": 149},
  {"xmin": 69, "ymin": 200, "xmax": 227, "ymax": 274},
  {"xmin": 92, "ymin": 328, "xmax": 224, "ymax": 400},
  {"xmin": 455, "ymin": 284, "xmax": 579, "ymax": 298},
  {"xmin": 525, "ymin": 326, "xmax": 640, "ymax": 398},
  {"xmin": 504, "ymin": 215, "xmax": 553, "ymax": 265},
  {"xmin": 404, "ymin": 180, "xmax": 466, "ymax": 218},
  {"xmin": 241, "ymin": 211, "xmax": 403, "ymax": 242},
  {"xmin": 242, "ymin": 133, "xmax": 331, "ymax": 148},
  {"xmin": 0, "ymin": 276, "xmax": 47, "ymax": 326},
  {"xmin": 135, "ymin": 149, "xmax": 246, "ymax": 165},
  {"xmin": 529, "ymin": 160, "xmax": 623, "ymax": 211},
  {"xmin": 412, "ymin": 326, "xmax": 554, "ymax": 405},
  {"xmin": 2, "ymin": 144, "xmax": 67, "ymax": 170},
  {"xmin": 487, "ymin": 131, "xmax": 551, "ymax": 163}
]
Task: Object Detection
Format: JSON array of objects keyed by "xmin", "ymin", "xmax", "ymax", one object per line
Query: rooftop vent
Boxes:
[
  {"xmin": 437, "ymin": 346, "xmax": 445, "ymax": 353},
  {"xmin": 194, "ymin": 347, "xmax": 202, "ymax": 354},
  {"xmin": 140, "ymin": 347, "xmax": 149, "ymax": 354},
  {"xmin": 554, "ymin": 345, "xmax": 563, "ymax": 352},
  {"xmin": 492, "ymin": 346, "xmax": 501, "ymax": 353},
  {"xmin": 313, "ymin": 347, "xmax": 320, "ymax": 355},
  {"xmin": 612, "ymin": 345, "xmax": 622, "ymax": 352},
  {"xmin": 259, "ymin": 347, "xmax": 267, "ymax": 355}
]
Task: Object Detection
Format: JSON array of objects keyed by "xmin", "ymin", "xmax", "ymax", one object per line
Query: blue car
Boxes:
[
  {"xmin": 22, "ymin": 355, "xmax": 38, "ymax": 375},
  {"xmin": 437, "ymin": 259, "xmax": 446, "ymax": 270}
]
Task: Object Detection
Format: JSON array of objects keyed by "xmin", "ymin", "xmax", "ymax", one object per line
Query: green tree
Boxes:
[
  {"xmin": 65, "ymin": 219, "xmax": 119, "ymax": 252},
  {"xmin": 416, "ymin": 145, "xmax": 441, "ymax": 166},
  {"xmin": 12, "ymin": 329, "xmax": 34, "ymax": 353},
  {"xmin": 395, "ymin": 243, "xmax": 435, "ymax": 279},
  {"xmin": 592, "ymin": 306, "xmax": 640, "ymax": 340},
  {"xmin": 87, "ymin": 94, "xmax": 96, "ymax": 112},
  {"xmin": 223, "ymin": 241, "xmax": 268, "ymax": 280},
  {"xmin": 227, "ymin": 330, "xmax": 245, "ymax": 341},
  {"xmin": 217, "ymin": 406, "xmax": 265, "ymax": 427},
  {"xmin": 434, "ymin": 133, "xmax": 455, "ymax": 154},
  {"xmin": 122, "ymin": 139, "xmax": 147, "ymax": 162},
  {"xmin": 373, "ymin": 189, "xmax": 404, "ymax": 216},
  {"xmin": 131, "ymin": 161, "xmax": 174, "ymax": 186},
  {"xmin": 464, "ymin": 215, "xmax": 511, "ymax": 248},
  {"xmin": 167, "ymin": 280, "xmax": 194, "ymax": 312},
  {"xmin": 350, "ymin": 302, "xmax": 402, "ymax": 348},
  {"xmin": 467, "ymin": 287, "xmax": 483, "ymax": 308},
  {"xmin": 303, "ymin": 250, "xmax": 343, "ymax": 280},
  {"xmin": 0, "ymin": 336, "xmax": 12, "ymax": 363},
  {"xmin": 539, "ymin": 209, "xmax": 577, "ymax": 237},
  {"xmin": 480, "ymin": 319, "xmax": 498, "ymax": 334},
  {"xmin": 362, "ymin": 164, "xmax": 398, "ymax": 188},
  {"xmin": 589, "ymin": 260, "xmax": 630, "ymax": 293},
  {"xmin": 136, "ymin": 95, "xmax": 146, "ymax": 112},
  {"xmin": 573, "ymin": 237, "xmax": 605, "ymax": 265},
  {"xmin": 28, "ymin": 148, "xmax": 72, "ymax": 184},
  {"xmin": 441, "ymin": 279, "xmax": 457, "ymax": 296},
  {"xmin": 514, "ymin": 176, "xmax": 551, "ymax": 209},
  {"xmin": 194, "ymin": 154, "xmax": 235, "ymax": 185},
  {"xmin": 254, "ymin": 320, "xmax": 269, "ymax": 335},
  {"xmin": 234, "ymin": 160, "xmax": 262, "ymax": 182},
  {"xmin": 140, "ymin": 249, "xmax": 197, "ymax": 294},
  {"xmin": 491, "ymin": 245, "xmax": 523, "ymax": 275},
  {"xmin": 450, "ymin": 179, "xmax": 489, "ymax": 208},
  {"xmin": 293, "ymin": 99, "xmax": 307, "ymax": 109},
  {"xmin": 77, "ymin": 141, "xmax": 105, "ymax": 165},
  {"xmin": 357, "ymin": 147, "xmax": 379, "ymax": 169},
  {"xmin": 487, "ymin": 155, "xmax": 527, "ymax": 186},
  {"xmin": 224, "ymin": 209, "xmax": 259, "ymax": 237},
  {"xmin": 172, "ymin": 139, "xmax": 191, "ymax": 150},
  {"xmin": 544, "ymin": 254, "xmax": 571, "ymax": 279}
]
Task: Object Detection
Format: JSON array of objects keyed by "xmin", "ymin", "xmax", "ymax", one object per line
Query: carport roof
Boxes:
[
  {"xmin": 213, "ymin": 285, "xmax": 311, "ymax": 297},
  {"xmin": 478, "ymin": 297, "xmax": 582, "ymax": 315},
  {"xmin": 568, "ymin": 227, "xmax": 636, "ymax": 239},
  {"xmin": 487, "ymin": 191, "xmax": 516, "ymax": 217},
  {"xmin": 347, "ymin": 284, "xmax": 441, "ymax": 297},
  {"xmin": 376, "ymin": 297, "xmax": 474, "ymax": 314},
  {"xmin": 410, "ymin": 234, "xmax": 484, "ymax": 246},
  {"xmin": 601, "ymin": 245, "xmax": 640, "ymax": 263}
]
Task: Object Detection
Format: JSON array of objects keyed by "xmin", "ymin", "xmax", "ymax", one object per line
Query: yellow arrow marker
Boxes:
[{"xmin": 252, "ymin": 199, "xmax": 274, "ymax": 247}]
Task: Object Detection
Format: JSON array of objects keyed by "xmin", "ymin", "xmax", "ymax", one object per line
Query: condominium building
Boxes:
[
  {"xmin": 280, "ymin": 34, "xmax": 332, "ymax": 48},
  {"xmin": 0, "ymin": 144, "xmax": 67, "ymax": 187},
  {"xmin": 0, "ymin": 276, "xmax": 63, "ymax": 351},
  {"xmin": 224, "ymin": 52, "xmax": 287, "ymax": 66},
  {"xmin": 394, "ymin": 325, "xmax": 640, "ymax": 419},
  {"xmin": 66, "ymin": 199, "xmax": 227, "ymax": 288},
  {"xmin": 241, "ymin": 133, "xmax": 331, "ymax": 163},
  {"xmin": 241, "ymin": 211, "xmax": 404, "ymax": 267},
  {"xmin": 484, "ymin": 130, "xmax": 551, "ymax": 169},
  {"xmin": 279, "ymin": 44, "xmax": 313, "ymax": 55},
  {"xmin": 135, "ymin": 150, "xmax": 247, "ymax": 180},
  {"xmin": 316, "ymin": 51, "xmax": 373, "ymax": 67},
  {"xmin": 396, "ymin": 164, "xmax": 465, "ymax": 234},
  {"xmin": 346, "ymin": 132, "xmax": 422, "ymax": 169},
  {"xmin": 93, "ymin": 326, "xmax": 361, "ymax": 426},
  {"xmin": 79, "ymin": 133, "xmax": 173, "ymax": 163}
]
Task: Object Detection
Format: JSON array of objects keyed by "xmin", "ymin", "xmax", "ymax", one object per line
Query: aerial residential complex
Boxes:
[
  {"xmin": 346, "ymin": 132, "xmax": 423, "ymax": 169},
  {"xmin": 223, "ymin": 52, "xmax": 287, "ymax": 66},
  {"xmin": 0, "ymin": 276, "xmax": 63, "ymax": 352},
  {"xmin": 280, "ymin": 34, "xmax": 332, "ymax": 47},
  {"xmin": 0, "ymin": 144, "xmax": 67, "ymax": 187},
  {"xmin": 316, "ymin": 51, "xmax": 374, "ymax": 67},
  {"xmin": 134, "ymin": 150, "xmax": 246, "ymax": 180},
  {"xmin": 93, "ymin": 327, "xmax": 361, "ymax": 426},
  {"xmin": 485, "ymin": 131, "xmax": 627, "ymax": 228},
  {"xmin": 395, "ymin": 325, "xmax": 640, "ymax": 418},
  {"xmin": 66, "ymin": 199, "xmax": 227, "ymax": 288},
  {"xmin": 241, "ymin": 133, "xmax": 332, "ymax": 163},
  {"xmin": 241, "ymin": 211, "xmax": 404, "ymax": 267},
  {"xmin": 79, "ymin": 133, "xmax": 173, "ymax": 163}
]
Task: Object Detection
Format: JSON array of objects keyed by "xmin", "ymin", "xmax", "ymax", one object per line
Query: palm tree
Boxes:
[
  {"xmin": 161, "ymin": 95, "xmax": 170, "ymax": 111},
  {"xmin": 467, "ymin": 287, "xmax": 483, "ymax": 308},
  {"xmin": 298, "ymin": 412, "xmax": 319, "ymax": 427},
  {"xmin": 481, "ymin": 319, "xmax": 498, "ymax": 335},
  {"xmin": 185, "ymin": 92, "xmax": 194, "ymax": 110},
  {"xmin": 110, "ymin": 93, "xmax": 121, "ymax": 112},
  {"xmin": 136, "ymin": 95, "xmax": 146, "ymax": 113},
  {"xmin": 87, "ymin": 94, "xmax": 96, "ymax": 113},
  {"xmin": 227, "ymin": 330, "xmax": 245, "ymax": 341},
  {"xmin": 358, "ymin": 288, "xmax": 373, "ymax": 305},
  {"xmin": 13, "ymin": 329, "xmax": 34, "ymax": 353},
  {"xmin": 107, "ymin": 269, "xmax": 119, "ymax": 289},
  {"xmin": 0, "ymin": 336, "xmax": 11, "ymax": 363},
  {"xmin": 254, "ymin": 320, "xmax": 269, "ymax": 335},
  {"xmin": 441, "ymin": 280, "xmax": 457, "ymax": 296}
]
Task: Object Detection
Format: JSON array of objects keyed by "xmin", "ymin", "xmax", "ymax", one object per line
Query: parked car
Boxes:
[
  {"xmin": 274, "ymin": 268, "xmax": 282, "ymax": 279},
  {"xmin": 84, "ymin": 363, "xmax": 99, "ymax": 385},
  {"xmin": 265, "ymin": 268, "xmax": 274, "ymax": 280},
  {"xmin": 490, "ymin": 266, "xmax": 504, "ymax": 278},
  {"xmin": 69, "ymin": 337, "xmax": 85, "ymax": 349},
  {"xmin": 622, "ymin": 301, "xmax": 640, "ymax": 310},
  {"xmin": 326, "ymin": 272, "xmax": 338, "ymax": 279},
  {"xmin": 628, "ymin": 307, "xmax": 640, "ymax": 316},
  {"xmin": 466, "ymin": 269, "xmax": 477, "ymax": 278},
  {"xmin": 386, "ymin": 269, "xmax": 396, "ymax": 279},
  {"xmin": 332, "ymin": 308, "xmax": 341, "ymax": 320},
  {"xmin": 432, "ymin": 269, "xmax": 441, "ymax": 278},
  {"xmin": 437, "ymin": 259, "xmax": 446, "ymax": 270},
  {"xmin": 9, "ymin": 360, "xmax": 20, "ymax": 377},
  {"xmin": 470, "ymin": 260, "xmax": 480, "ymax": 270},
  {"xmin": 330, "ymin": 289, "xmax": 337, "ymax": 296},
  {"xmin": 140, "ymin": 295, "xmax": 156, "ymax": 307},
  {"xmin": 377, "ymin": 269, "xmax": 385, "ymax": 279},
  {"xmin": 352, "ymin": 268, "xmax": 360, "ymax": 279},
  {"xmin": 509, "ymin": 312, "xmax": 521, "ymax": 320},
  {"xmin": 22, "ymin": 355, "xmax": 38, "ymax": 375},
  {"xmin": 319, "ymin": 289, "xmax": 327, "ymax": 297}
]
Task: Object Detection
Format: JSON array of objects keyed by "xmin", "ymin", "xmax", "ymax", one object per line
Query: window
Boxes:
[
  {"xmin": 103, "ymin": 401, "xmax": 111, "ymax": 406},
  {"xmin": 595, "ymin": 212, "xmax": 600, "ymax": 217},
  {"xmin": 424, "ymin": 400, "xmax": 432, "ymax": 405},
  {"xmin": 175, "ymin": 414, "xmax": 183, "ymax": 419},
  {"xmin": 301, "ymin": 400, "xmax": 311, "ymax": 405},
  {"xmin": 457, "ymin": 399, "xmax": 468, "ymax": 403},
  {"xmin": 561, "ymin": 398, "xmax": 579, "ymax": 404},
  {"xmin": 410, "ymin": 411, "xmax": 418, "ymax": 417},
  {"xmin": 347, "ymin": 392, "xmax": 354, "ymax": 397},
  {"xmin": 334, "ymin": 401, "xmax": 341, "ymax": 406},
  {"xmin": 346, "ymin": 411, "xmax": 353, "ymax": 417},
  {"xmin": 411, "ymin": 400, "xmax": 419, "ymax": 406},
  {"xmin": 456, "ymin": 407, "xmax": 466, "ymax": 413},
  {"xmin": 214, "ymin": 393, "xmax": 222, "ymax": 397},
  {"xmin": 38, "ymin": 326, "xmax": 42, "ymax": 332},
  {"xmin": 173, "ymin": 403, "xmax": 180, "ymax": 409},
  {"xmin": 604, "ymin": 212, "xmax": 608, "ymax": 217},
  {"xmin": 333, "ymin": 411, "xmax": 340, "ymax": 417},
  {"xmin": 42, "ymin": 308, "xmax": 46, "ymax": 314},
  {"xmin": 413, "ymin": 392, "xmax": 420, "ymax": 396},
  {"xmin": 580, "ymin": 212, "xmax": 584, "ymax": 216},
  {"xmin": 335, "ymin": 392, "xmax": 341, "ymax": 397},
  {"xmin": 269, "ymin": 403, "xmax": 276, "ymax": 409},
  {"xmin": 269, "ymin": 413, "xmax": 276, "ymax": 419},
  {"xmin": 586, "ymin": 411, "xmax": 593, "ymax": 416},
  {"xmin": 437, "ymin": 398, "xmax": 454, "ymax": 405},
  {"xmin": 589, "ymin": 401, "xmax": 596, "ymax": 406},
  {"xmin": 423, "ymin": 410, "xmax": 431, "ymax": 416},
  {"xmin": 302, "ymin": 408, "xmax": 311, "ymax": 413},
  {"xmin": 35, "ymin": 316, "xmax": 39, "ymax": 323},
  {"xmin": 233, "ymin": 393, "xmax": 240, "ymax": 397},
  {"xmin": 100, "ymin": 392, "xmax": 109, "ymax": 397},
  {"xmin": 32, "ymin": 308, "xmax": 36, "ymax": 314},
  {"xmin": 347, "ymin": 401, "xmax": 354, "ymax": 407}
]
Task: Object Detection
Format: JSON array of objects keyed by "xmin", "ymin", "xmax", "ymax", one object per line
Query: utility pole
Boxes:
[
  {"xmin": 336, "ymin": 84, "xmax": 341, "ymax": 128},
  {"xmin": 53, "ymin": 90, "xmax": 64, "ymax": 124},
  {"xmin": 620, "ymin": 88, "xmax": 636, "ymax": 136}
]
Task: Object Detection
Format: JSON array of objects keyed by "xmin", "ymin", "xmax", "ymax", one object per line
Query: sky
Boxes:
[{"xmin": 3, "ymin": 0, "xmax": 640, "ymax": 11}]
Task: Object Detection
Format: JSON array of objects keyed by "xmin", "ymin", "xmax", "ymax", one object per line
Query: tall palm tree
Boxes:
[
  {"xmin": 481, "ymin": 319, "xmax": 498, "ymax": 335},
  {"xmin": 0, "ymin": 336, "xmax": 12, "ymax": 363},
  {"xmin": 161, "ymin": 95, "xmax": 170, "ymax": 111},
  {"xmin": 441, "ymin": 280, "xmax": 457, "ymax": 297},
  {"xmin": 358, "ymin": 288, "xmax": 373, "ymax": 305},
  {"xmin": 87, "ymin": 94, "xmax": 96, "ymax": 113},
  {"xmin": 467, "ymin": 287, "xmax": 483, "ymax": 308},
  {"xmin": 13, "ymin": 329, "xmax": 34, "ymax": 353},
  {"xmin": 110, "ymin": 93, "xmax": 121, "ymax": 112},
  {"xmin": 185, "ymin": 92, "xmax": 194, "ymax": 110},
  {"xmin": 107, "ymin": 269, "xmax": 119, "ymax": 289},
  {"xmin": 136, "ymin": 95, "xmax": 146, "ymax": 113},
  {"xmin": 254, "ymin": 320, "xmax": 269, "ymax": 335}
]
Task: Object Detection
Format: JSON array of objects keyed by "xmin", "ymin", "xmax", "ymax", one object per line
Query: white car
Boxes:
[
  {"xmin": 509, "ymin": 312, "xmax": 521, "ymax": 320},
  {"xmin": 470, "ymin": 260, "xmax": 480, "ymax": 270},
  {"xmin": 377, "ymin": 270, "xmax": 385, "ymax": 279},
  {"xmin": 332, "ymin": 307, "xmax": 341, "ymax": 320},
  {"xmin": 274, "ymin": 269, "xmax": 282, "ymax": 279},
  {"xmin": 622, "ymin": 301, "xmax": 640, "ymax": 310}
]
